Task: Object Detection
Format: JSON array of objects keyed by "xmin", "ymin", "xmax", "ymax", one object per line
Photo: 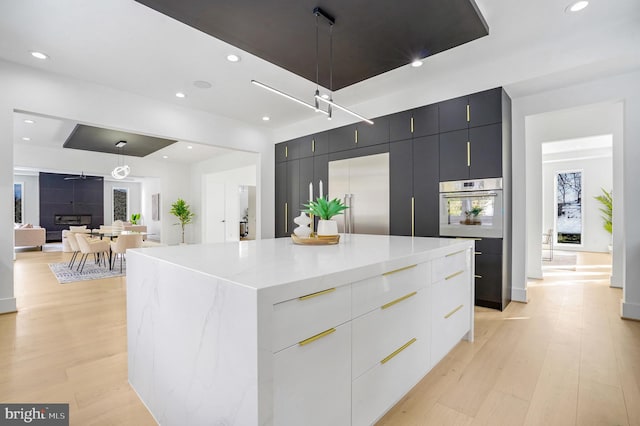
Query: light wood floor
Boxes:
[{"xmin": 2, "ymin": 250, "xmax": 637, "ymax": 425}]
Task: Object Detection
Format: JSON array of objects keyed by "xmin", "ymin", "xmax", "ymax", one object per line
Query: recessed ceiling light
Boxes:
[
  {"xmin": 175, "ymin": 92, "xmax": 186, "ymax": 98},
  {"xmin": 187, "ymin": 145, "xmax": 193, "ymax": 149},
  {"xmin": 162, "ymin": 155, "xmax": 169, "ymax": 159},
  {"xmin": 193, "ymin": 80, "xmax": 212, "ymax": 89},
  {"xmin": 566, "ymin": 1, "xmax": 589, "ymax": 12},
  {"xmin": 23, "ymin": 119, "xmax": 35, "ymax": 124},
  {"xmin": 411, "ymin": 60, "xmax": 423, "ymax": 68},
  {"xmin": 321, "ymin": 94, "xmax": 330, "ymax": 99},
  {"xmin": 227, "ymin": 54, "xmax": 240, "ymax": 62},
  {"xmin": 22, "ymin": 137, "xmax": 31, "ymax": 141},
  {"xmin": 30, "ymin": 51, "xmax": 48, "ymax": 60},
  {"xmin": 262, "ymin": 116, "xmax": 270, "ymax": 121}
]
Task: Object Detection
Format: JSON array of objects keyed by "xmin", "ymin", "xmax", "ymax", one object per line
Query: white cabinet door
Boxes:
[{"xmin": 274, "ymin": 322, "xmax": 351, "ymax": 426}]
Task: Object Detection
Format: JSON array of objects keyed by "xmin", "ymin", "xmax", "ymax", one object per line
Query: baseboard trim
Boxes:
[
  {"xmin": 511, "ymin": 287, "xmax": 527, "ymax": 303},
  {"xmin": 609, "ymin": 273, "xmax": 622, "ymax": 288},
  {"xmin": 621, "ymin": 301, "xmax": 640, "ymax": 321},
  {"xmin": 0, "ymin": 297, "xmax": 17, "ymax": 314}
]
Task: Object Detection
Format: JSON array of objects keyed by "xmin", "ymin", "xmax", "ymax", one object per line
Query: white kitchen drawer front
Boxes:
[
  {"xmin": 352, "ymin": 262, "xmax": 429, "ymax": 319},
  {"xmin": 273, "ymin": 284, "xmax": 351, "ymax": 353},
  {"xmin": 352, "ymin": 334, "xmax": 428, "ymax": 426},
  {"xmin": 352, "ymin": 289, "xmax": 428, "ymax": 380},
  {"xmin": 432, "ymin": 248, "xmax": 470, "ymax": 283},
  {"xmin": 431, "ymin": 270, "xmax": 471, "ymax": 367},
  {"xmin": 274, "ymin": 322, "xmax": 351, "ymax": 426}
]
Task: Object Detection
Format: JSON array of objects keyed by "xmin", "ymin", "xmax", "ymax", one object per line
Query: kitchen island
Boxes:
[{"xmin": 127, "ymin": 234, "xmax": 474, "ymax": 425}]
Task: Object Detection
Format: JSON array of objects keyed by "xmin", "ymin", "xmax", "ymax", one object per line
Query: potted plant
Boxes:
[
  {"xmin": 170, "ymin": 198, "xmax": 195, "ymax": 244},
  {"xmin": 130, "ymin": 213, "xmax": 141, "ymax": 225},
  {"xmin": 303, "ymin": 196, "xmax": 348, "ymax": 236},
  {"xmin": 594, "ymin": 188, "xmax": 612, "ymax": 251}
]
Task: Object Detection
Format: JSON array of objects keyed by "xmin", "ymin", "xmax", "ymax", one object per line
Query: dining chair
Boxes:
[
  {"xmin": 110, "ymin": 233, "xmax": 143, "ymax": 273},
  {"xmin": 75, "ymin": 233, "xmax": 110, "ymax": 272},
  {"xmin": 66, "ymin": 231, "xmax": 81, "ymax": 269}
]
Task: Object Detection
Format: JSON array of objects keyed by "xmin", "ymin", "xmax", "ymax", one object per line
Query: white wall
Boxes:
[
  {"xmin": 13, "ymin": 173, "xmax": 38, "ymax": 225},
  {"xmin": 542, "ymin": 148, "xmax": 612, "ymax": 253},
  {"xmin": 512, "ymin": 69, "xmax": 639, "ymax": 320},
  {"xmin": 140, "ymin": 177, "xmax": 162, "ymax": 241},
  {"xmin": 0, "ymin": 59, "xmax": 273, "ymax": 314},
  {"xmin": 103, "ymin": 180, "xmax": 142, "ymax": 225}
]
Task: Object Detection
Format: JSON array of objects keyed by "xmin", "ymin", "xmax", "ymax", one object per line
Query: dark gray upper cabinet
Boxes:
[
  {"xmin": 328, "ymin": 124, "xmax": 357, "ymax": 152},
  {"xmin": 275, "ymin": 142, "xmax": 288, "ymax": 163},
  {"xmin": 438, "ymin": 95, "xmax": 469, "ymax": 133},
  {"xmin": 389, "ymin": 111, "xmax": 412, "ymax": 142},
  {"xmin": 311, "ymin": 132, "xmax": 329, "ymax": 156},
  {"xmin": 275, "ymin": 162, "xmax": 287, "ymax": 237},
  {"xmin": 469, "ymin": 88, "xmax": 502, "ymax": 128},
  {"xmin": 313, "ymin": 154, "xmax": 329, "ymax": 197},
  {"xmin": 413, "ymin": 135, "xmax": 439, "ymax": 237},
  {"xmin": 356, "ymin": 116, "xmax": 389, "ymax": 147},
  {"xmin": 469, "ymin": 124, "xmax": 502, "ymax": 179},
  {"xmin": 298, "ymin": 157, "xmax": 314, "ymax": 210},
  {"xmin": 286, "ymin": 160, "xmax": 300, "ymax": 236},
  {"xmin": 389, "ymin": 140, "xmax": 414, "ymax": 236},
  {"xmin": 439, "ymin": 129, "xmax": 469, "ymax": 182},
  {"xmin": 412, "ymin": 104, "xmax": 439, "ymax": 137}
]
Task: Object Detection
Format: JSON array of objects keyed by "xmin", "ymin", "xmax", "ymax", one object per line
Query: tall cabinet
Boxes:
[{"xmin": 275, "ymin": 87, "xmax": 512, "ymax": 311}]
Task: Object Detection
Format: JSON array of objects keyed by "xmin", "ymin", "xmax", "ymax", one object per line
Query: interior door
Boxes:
[{"xmin": 204, "ymin": 181, "xmax": 226, "ymax": 243}]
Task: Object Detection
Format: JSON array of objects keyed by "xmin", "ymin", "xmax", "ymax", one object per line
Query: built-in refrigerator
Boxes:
[{"xmin": 328, "ymin": 153, "xmax": 390, "ymax": 235}]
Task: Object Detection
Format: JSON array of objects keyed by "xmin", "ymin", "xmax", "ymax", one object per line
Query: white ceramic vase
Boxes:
[
  {"xmin": 316, "ymin": 219, "xmax": 338, "ymax": 236},
  {"xmin": 293, "ymin": 212, "xmax": 312, "ymax": 238}
]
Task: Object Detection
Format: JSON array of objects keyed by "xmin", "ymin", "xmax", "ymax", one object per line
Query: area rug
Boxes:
[{"xmin": 48, "ymin": 261, "xmax": 125, "ymax": 284}]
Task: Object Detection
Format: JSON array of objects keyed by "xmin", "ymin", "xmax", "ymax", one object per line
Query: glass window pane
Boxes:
[
  {"xmin": 14, "ymin": 183, "xmax": 23, "ymax": 224},
  {"xmin": 556, "ymin": 171, "xmax": 582, "ymax": 244},
  {"xmin": 113, "ymin": 188, "xmax": 128, "ymax": 222}
]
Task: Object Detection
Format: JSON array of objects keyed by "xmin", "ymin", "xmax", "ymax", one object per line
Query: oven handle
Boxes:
[{"xmin": 441, "ymin": 191, "xmax": 498, "ymax": 198}]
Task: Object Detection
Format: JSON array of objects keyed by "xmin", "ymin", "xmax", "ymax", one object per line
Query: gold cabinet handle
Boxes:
[
  {"xmin": 466, "ymin": 104, "xmax": 470, "ymax": 122},
  {"xmin": 381, "ymin": 291, "xmax": 417, "ymax": 310},
  {"xmin": 474, "ymin": 275, "xmax": 482, "ymax": 279},
  {"xmin": 285, "ymin": 145, "xmax": 288, "ymax": 158},
  {"xmin": 445, "ymin": 249, "xmax": 466, "ymax": 257},
  {"xmin": 381, "ymin": 338, "xmax": 417, "ymax": 364},
  {"xmin": 474, "ymin": 251, "xmax": 482, "ymax": 255},
  {"xmin": 312, "ymin": 139, "xmax": 315, "ymax": 152},
  {"xmin": 383, "ymin": 264, "xmax": 417, "ymax": 276},
  {"xmin": 445, "ymin": 304, "xmax": 464, "ymax": 319},
  {"xmin": 445, "ymin": 270, "xmax": 464, "ymax": 281},
  {"xmin": 410, "ymin": 116, "xmax": 414, "ymax": 133},
  {"xmin": 285, "ymin": 203, "xmax": 288, "ymax": 233},
  {"xmin": 411, "ymin": 197, "xmax": 415, "ymax": 237},
  {"xmin": 467, "ymin": 141, "xmax": 471, "ymax": 166},
  {"xmin": 299, "ymin": 328, "xmax": 336, "ymax": 346},
  {"xmin": 355, "ymin": 129, "xmax": 358, "ymax": 144},
  {"xmin": 298, "ymin": 287, "xmax": 336, "ymax": 301}
]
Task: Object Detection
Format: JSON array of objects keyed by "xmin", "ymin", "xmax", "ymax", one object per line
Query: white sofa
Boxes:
[{"xmin": 15, "ymin": 226, "xmax": 46, "ymax": 249}]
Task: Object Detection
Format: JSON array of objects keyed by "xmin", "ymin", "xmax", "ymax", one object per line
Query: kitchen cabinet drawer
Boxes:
[
  {"xmin": 432, "ymin": 248, "xmax": 470, "ymax": 283},
  {"xmin": 352, "ymin": 334, "xmax": 428, "ymax": 426},
  {"xmin": 474, "ymin": 237, "xmax": 503, "ymax": 255},
  {"xmin": 352, "ymin": 262, "xmax": 428, "ymax": 318},
  {"xmin": 352, "ymin": 289, "xmax": 427, "ymax": 380},
  {"xmin": 274, "ymin": 322, "xmax": 351, "ymax": 426},
  {"xmin": 431, "ymin": 271, "xmax": 471, "ymax": 366},
  {"xmin": 273, "ymin": 284, "xmax": 351, "ymax": 352}
]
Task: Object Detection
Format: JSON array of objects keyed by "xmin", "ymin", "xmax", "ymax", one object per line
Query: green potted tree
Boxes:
[
  {"xmin": 594, "ymin": 188, "xmax": 612, "ymax": 251},
  {"xmin": 170, "ymin": 198, "xmax": 195, "ymax": 244},
  {"xmin": 303, "ymin": 196, "xmax": 348, "ymax": 236}
]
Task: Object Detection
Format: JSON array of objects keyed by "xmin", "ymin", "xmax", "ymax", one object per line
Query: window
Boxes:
[
  {"xmin": 14, "ymin": 182, "xmax": 23, "ymax": 224},
  {"xmin": 113, "ymin": 187, "xmax": 129, "ymax": 222},
  {"xmin": 556, "ymin": 171, "xmax": 582, "ymax": 245}
]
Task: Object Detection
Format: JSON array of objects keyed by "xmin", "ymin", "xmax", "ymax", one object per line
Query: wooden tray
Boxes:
[{"xmin": 291, "ymin": 234, "xmax": 340, "ymax": 245}]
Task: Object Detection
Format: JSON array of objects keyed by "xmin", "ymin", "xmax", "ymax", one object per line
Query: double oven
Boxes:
[{"xmin": 439, "ymin": 178, "xmax": 503, "ymax": 238}]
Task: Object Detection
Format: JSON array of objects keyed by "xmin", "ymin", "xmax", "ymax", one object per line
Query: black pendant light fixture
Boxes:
[{"xmin": 251, "ymin": 7, "xmax": 373, "ymax": 125}]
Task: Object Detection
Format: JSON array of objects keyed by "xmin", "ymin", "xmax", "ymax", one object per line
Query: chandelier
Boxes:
[
  {"xmin": 251, "ymin": 7, "xmax": 373, "ymax": 125},
  {"xmin": 111, "ymin": 140, "xmax": 130, "ymax": 180}
]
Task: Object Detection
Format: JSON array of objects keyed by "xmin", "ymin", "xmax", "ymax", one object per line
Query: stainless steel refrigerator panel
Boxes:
[{"xmin": 328, "ymin": 153, "xmax": 390, "ymax": 235}]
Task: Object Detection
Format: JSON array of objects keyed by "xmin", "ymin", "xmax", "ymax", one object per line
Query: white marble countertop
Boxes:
[{"xmin": 131, "ymin": 235, "xmax": 473, "ymax": 299}]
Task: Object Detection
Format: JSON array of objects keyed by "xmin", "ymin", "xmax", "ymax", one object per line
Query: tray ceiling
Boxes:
[
  {"xmin": 134, "ymin": 0, "xmax": 488, "ymax": 90},
  {"xmin": 63, "ymin": 124, "xmax": 176, "ymax": 157}
]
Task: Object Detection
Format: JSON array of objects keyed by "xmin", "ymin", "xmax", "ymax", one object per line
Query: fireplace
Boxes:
[{"xmin": 54, "ymin": 214, "xmax": 92, "ymax": 225}]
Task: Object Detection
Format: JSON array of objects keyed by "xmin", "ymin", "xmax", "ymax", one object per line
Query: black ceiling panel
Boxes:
[
  {"xmin": 62, "ymin": 125, "xmax": 176, "ymax": 157},
  {"xmin": 134, "ymin": 0, "xmax": 488, "ymax": 90}
]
